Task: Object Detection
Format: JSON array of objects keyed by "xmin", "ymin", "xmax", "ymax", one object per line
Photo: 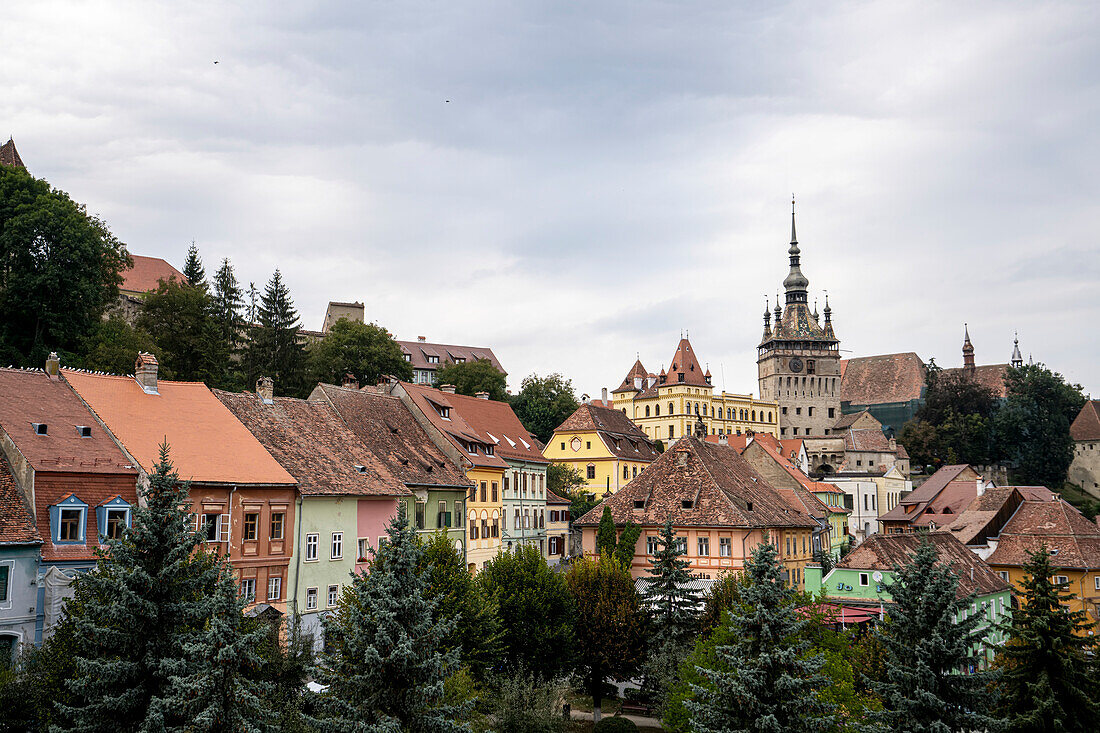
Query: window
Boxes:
[
  {"xmin": 698, "ymin": 537, "xmax": 710, "ymax": 556},
  {"xmin": 782, "ymin": 406, "xmax": 787, "ymax": 415},
  {"xmin": 1095, "ymin": 576, "xmax": 1100, "ymax": 591},
  {"xmin": 645, "ymin": 406, "xmax": 650, "ymax": 417},
  {"xmin": 808, "ymin": 407, "xmax": 814, "ymax": 416},
  {"xmin": 0, "ymin": 562, "xmax": 10, "ymax": 606},
  {"xmin": 358, "ymin": 538, "xmax": 370, "ymax": 560},
  {"xmin": 623, "ymin": 465, "xmax": 629, "ymax": 480},
  {"xmin": 668, "ymin": 402, "xmax": 674, "ymax": 415},
  {"xmin": 828, "ymin": 407, "xmax": 835, "ymax": 419},
  {"xmin": 586, "ymin": 464, "xmax": 596, "ymax": 480},
  {"xmin": 454, "ymin": 501, "xmax": 463, "ymax": 527},
  {"xmin": 306, "ymin": 587, "xmax": 318, "ymax": 610},
  {"xmin": 243, "ymin": 512, "xmax": 258, "ymax": 541},
  {"xmin": 328, "ymin": 585, "xmax": 339, "ymax": 607},
  {"xmin": 104, "ymin": 508, "xmax": 128, "ymax": 540},
  {"xmin": 786, "ymin": 537, "xmax": 791, "ymax": 556},
  {"xmin": 669, "ymin": 425, "xmax": 674, "ymax": 439},
  {"xmin": 270, "ymin": 512, "xmax": 285, "ymax": 540},
  {"xmin": 240, "ymin": 578, "xmax": 256, "ymax": 602},
  {"xmin": 719, "ymin": 537, "xmax": 731, "ymax": 557},
  {"xmin": 331, "ymin": 532, "xmax": 343, "ymax": 559},
  {"xmin": 201, "ymin": 513, "xmax": 227, "ymax": 543},
  {"xmin": 795, "ymin": 407, "xmax": 801, "ymax": 415},
  {"xmin": 807, "ymin": 360, "xmax": 816, "ymax": 374},
  {"xmin": 480, "ymin": 482, "xmax": 487, "ymax": 502},
  {"xmin": 859, "ymin": 573, "xmax": 869, "ymax": 586},
  {"xmin": 675, "ymin": 538, "xmax": 687, "ymax": 554},
  {"xmin": 305, "ymin": 533, "xmax": 319, "ymax": 561},
  {"xmin": 415, "ymin": 502, "xmax": 425, "ymax": 530},
  {"xmin": 632, "ymin": 466, "xmax": 638, "ymax": 478},
  {"xmin": 1054, "ymin": 575, "xmax": 1069, "ymax": 586},
  {"xmin": 492, "ymin": 519, "xmax": 499, "ymax": 537},
  {"xmin": 646, "ymin": 536, "xmax": 659, "ymax": 555},
  {"xmin": 470, "ymin": 522, "xmax": 479, "ymax": 540},
  {"xmin": 492, "ymin": 482, "xmax": 498, "ymax": 502},
  {"xmin": 268, "ymin": 576, "xmax": 282, "ymax": 601}
]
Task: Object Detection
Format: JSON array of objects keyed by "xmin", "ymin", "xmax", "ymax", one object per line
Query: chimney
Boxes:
[
  {"xmin": 45, "ymin": 352, "xmax": 60, "ymax": 379},
  {"xmin": 256, "ymin": 376, "xmax": 275, "ymax": 404},
  {"xmin": 135, "ymin": 352, "xmax": 159, "ymax": 394},
  {"xmin": 976, "ymin": 477, "xmax": 984, "ymax": 497},
  {"xmin": 601, "ymin": 387, "xmax": 608, "ymax": 404},
  {"xmin": 475, "ymin": 391, "xmax": 490, "ymax": 400},
  {"xmin": 440, "ymin": 384, "xmax": 456, "ymax": 394},
  {"xmin": 417, "ymin": 336, "xmax": 427, "ymax": 342},
  {"xmin": 342, "ymin": 373, "xmax": 359, "ymax": 390}
]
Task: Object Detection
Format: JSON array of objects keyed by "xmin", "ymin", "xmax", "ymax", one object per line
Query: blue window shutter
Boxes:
[
  {"xmin": 49, "ymin": 504, "xmax": 61, "ymax": 543},
  {"xmin": 96, "ymin": 506, "xmax": 107, "ymax": 540}
]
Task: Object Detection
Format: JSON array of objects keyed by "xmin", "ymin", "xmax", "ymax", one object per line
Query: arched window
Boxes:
[
  {"xmin": 655, "ymin": 405, "xmax": 660, "ymax": 416},
  {"xmin": 623, "ymin": 465, "xmax": 629, "ymax": 480},
  {"xmin": 668, "ymin": 402, "xmax": 675, "ymax": 415},
  {"xmin": 751, "ymin": 410, "xmax": 756, "ymax": 422},
  {"xmin": 767, "ymin": 411, "xmax": 772, "ymax": 422},
  {"xmin": 645, "ymin": 405, "xmax": 650, "ymax": 417}
]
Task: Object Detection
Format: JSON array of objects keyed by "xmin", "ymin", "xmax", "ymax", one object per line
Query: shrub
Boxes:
[{"xmin": 593, "ymin": 716, "xmax": 639, "ymax": 733}]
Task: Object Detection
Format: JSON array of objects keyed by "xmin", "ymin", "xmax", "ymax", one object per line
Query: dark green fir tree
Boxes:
[
  {"xmin": 169, "ymin": 554, "xmax": 272, "ymax": 732},
  {"xmin": 596, "ymin": 505, "xmax": 617, "ymax": 557},
  {"xmin": 867, "ymin": 538, "xmax": 999, "ymax": 732},
  {"xmin": 247, "ymin": 269, "xmax": 305, "ymax": 395},
  {"xmin": 55, "ymin": 444, "xmax": 225, "ymax": 732},
  {"xmin": 645, "ymin": 517, "xmax": 701, "ymax": 642},
  {"xmin": 687, "ymin": 540, "xmax": 834, "ymax": 732},
  {"xmin": 995, "ymin": 546, "xmax": 1100, "ymax": 731},
  {"xmin": 310, "ymin": 511, "xmax": 466, "ymax": 732},
  {"xmin": 210, "ymin": 257, "xmax": 244, "ymax": 389},
  {"xmin": 182, "ymin": 240, "xmax": 207, "ymax": 291}
]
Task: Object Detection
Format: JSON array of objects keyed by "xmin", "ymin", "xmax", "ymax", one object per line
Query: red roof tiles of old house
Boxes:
[
  {"xmin": 546, "ymin": 489, "xmax": 571, "ymax": 506},
  {"xmin": 0, "ymin": 369, "xmax": 137, "ymax": 474},
  {"xmin": 395, "ymin": 340, "xmax": 506, "ymax": 376},
  {"xmin": 839, "ymin": 532, "xmax": 1009, "ymax": 599},
  {"xmin": 986, "ymin": 499, "xmax": 1100, "ymax": 570},
  {"xmin": 666, "ymin": 337, "xmax": 709, "ymax": 387},
  {"xmin": 215, "ymin": 390, "xmax": 410, "ymax": 497},
  {"xmin": 120, "ymin": 255, "xmax": 187, "ymax": 295},
  {"xmin": 0, "ymin": 138, "xmax": 26, "ymax": 169},
  {"xmin": 398, "ymin": 383, "xmax": 510, "ymax": 470},
  {"xmin": 63, "ymin": 369, "xmax": 294, "ymax": 486},
  {"xmin": 943, "ymin": 487, "xmax": 1029, "ymax": 546},
  {"xmin": 1071, "ymin": 401, "xmax": 1100, "ymax": 442},
  {"xmin": 0, "ymin": 455, "xmax": 39, "ymax": 546},
  {"xmin": 554, "ymin": 403, "xmax": 659, "ymax": 462},
  {"xmin": 702, "ymin": 433, "xmax": 750, "ymax": 452},
  {"xmin": 839, "ymin": 353, "xmax": 926, "ymax": 405},
  {"xmin": 878, "ymin": 464, "xmax": 975, "ymax": 524},
  {"xmin": 574, "ymin": 436, "xmax": 815, "ymax": 530},
  {"xmin": 612, "ymin": 359, "xmax": 650, "ymax": 394},
  {"xmin": 942, "ymin": 364, "xmax": 1010, "ymax": 399},
  {"xmin": 436, "ymin": 389, "xmax": 547, "ymax": 466},
  {"xmin": 312, "ymin": 384, "xmax": 471, "ymax": 489}
]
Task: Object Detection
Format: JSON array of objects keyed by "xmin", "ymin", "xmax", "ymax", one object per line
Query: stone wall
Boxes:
[{"xmin": 1068, "ymin": 441, "xmax": 1100, "ymax": 499}]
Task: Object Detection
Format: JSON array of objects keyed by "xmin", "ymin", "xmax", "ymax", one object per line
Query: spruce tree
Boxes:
[
  {"xmin": 866, "ymin": 538, "xmax": 999, "ymax": 732},
  {"xmin": 596, "ymin": 505, "xmax": 617, "ymax": 557},
  {"xmin": 248, "ymin": 269, "xmax": 305, "ymax": 395},
  {"xmin": 687, "ymin": 540, "xmax": 834, "ymax": 732},
  {"xmin": 310, "ymin": 512, "xmax": 465, "ymax": 732},
  {"xmin": 169, "ymin": 555, "xmax": 272, "ymax": 732},
  {"xmin": 182, "ymin": 241, "xmax": 207, "ymax": 290},
  {"xmin": 55, "ymin": 444, "xmax": 223, "ymax": 732},
  {"xmin": 210, "ymin": 258, "xmax": 244, "ymax": 389},
  {"xmin": 995, "ymin": 546, "xmax": 1100, "ymax": 731},
  {"xmin": 645, "ymin": 517, "xmax": 702, "ymax": 642}
]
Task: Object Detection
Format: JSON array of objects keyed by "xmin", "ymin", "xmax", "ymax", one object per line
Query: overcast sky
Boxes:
[{"xmin": 4, "ymin": 1, "xmax": 1098, "ymax": 397}]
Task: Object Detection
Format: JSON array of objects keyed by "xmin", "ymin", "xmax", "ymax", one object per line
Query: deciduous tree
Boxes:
[
  {"xmin": 509, "ymin": 373, "xmax": 579, "ymax": 443},
  {"xmin": 307, "ymin": 318, "xmax": 411, "ymax": 389},
  {"xmin": 79, "ymin": 316, "xmax": 167, "ymax": 378},
  {"xmin": 433, "ymin": 359, "xmax": 508, "ymax": 401},
  {"xmin": 137, "ymin": 278, "xmax": 215, "ymax": 382}
]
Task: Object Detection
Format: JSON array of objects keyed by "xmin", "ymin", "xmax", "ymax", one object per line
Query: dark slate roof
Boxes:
[
  {"xmin": 986, "ymin": 499, "xmax": 1100, "ymax": 570},
  {"xmin": 215, "ymin": 390, "xmax": 409, "ymax": 497},
  {"xmin": 1071, "ymin": 401, "xmax": 1100, "ymax": 442},
  {"xmin": 312, "ymin": 384, "xmax": 472, "ymax": 489},
  {"xmin": 574, "ymin": 436, "xmax": 815, "ymax": 530},
  {"xmin": 840, "ymin": 532, "xmax": 1009, "ymax": 599},
  {"xmin": 0, "ymin": 455, "xmax": 39, "ymax": 546},
  {"xmin": 839, "ymin": 353, "xmax": 926, "ymax": 405}
]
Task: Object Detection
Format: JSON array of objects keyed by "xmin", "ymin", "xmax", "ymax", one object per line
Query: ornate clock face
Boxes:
[
  {"xmin": 789, "ymin": 357, "xmax": 804, "ymax": 373},
  {"xmin": 570, "ymin": 437, "xmax": 582, "ymax": 452}
]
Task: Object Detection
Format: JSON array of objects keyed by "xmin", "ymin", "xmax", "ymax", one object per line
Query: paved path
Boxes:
[{"xmin": 570, "ymin": 708, "xmax": 665, "ymax": 729}]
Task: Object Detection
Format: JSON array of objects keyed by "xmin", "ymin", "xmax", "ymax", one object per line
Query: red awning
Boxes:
[{"xmin": 798, "ymin": 602, "xmax": 879, "ymax": 624}]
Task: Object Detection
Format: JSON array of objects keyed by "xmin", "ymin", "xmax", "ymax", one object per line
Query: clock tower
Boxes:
[{"xmin": 757, "ymin": 199, "xmax": 841, "ymax": 438}]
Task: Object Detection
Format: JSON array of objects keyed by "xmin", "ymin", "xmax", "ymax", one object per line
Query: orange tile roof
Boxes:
[
  {"xmin": 0, "ymin": 369, "xmax": 136, "ymax": 474},
  {"xmin": 0, "ymin": 455, "xmax": 39, "ymax": 545},
  {"xmin": 434, "ymin": 391, "xmax": 548, "ymax": 466},
  {"xmin": 702, "ymin": 433, "xmax": 750, "ymax": 452},
  {"xmin": 1071, "ymin": 401, "xmax": 1100, "ymax": 442},
  {"xmin": 120, "ymin": 255, "xmax": 186, "ymax": 294},
  {"xmin": 63, "ymin": 370, "xmax": 294, "ymax": 485},
  {"xmin": 400, "ymin": 383, "xmax": 509, "ymax": 470},
  {"xmin": 666, "ymin": 338, "xmax": 709, "ymax": 387}
]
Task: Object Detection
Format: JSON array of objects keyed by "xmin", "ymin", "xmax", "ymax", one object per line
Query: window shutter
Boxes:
[
  {"xmin": 220, "ymin": 514, "xmax": 230, "ymax": 543},
  {"xmin": 96, "ymin": 506, "xmax": 107, "ymax": 541},
  {"xmin": 194, "ymin": 514, "xmax": 202, "ymax": 533}
]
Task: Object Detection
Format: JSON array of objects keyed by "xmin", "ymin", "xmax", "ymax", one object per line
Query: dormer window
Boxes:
[
  {"xmin": 484, "ymin": 445, "xmax": 494, "ymax": 456},
  {"xmin": 76, "ymin": 425, "xmax": 92, "ymax": 437},
  {"xmin": 427, "ymin": 355, "xmax": 440, "ymax": 364},
  {"xmin": 467, "ymin": 443, "xmax": 478, "ymax": 455},
  {"xmin": 403, "ymin": 354, "xmax": 411, "ymax": 361},
  {"xmin": 354, "ymin": 465, "xmax": 367, "ymax": 473},
  {"xmin": 434, "ymin": 405, "xmax": 451, "ymax": 419},
  {"xmin": 32, "ymin": 422, "xmax": 48, "ymax": 436},
  {"xmin": 50, "ymin": 495, "xmax": 88, "ymax": 544},
  {"xmin": 97, "ymin": 497, "xmax": 132, "ymax": 541},
  {"xmin": 682, "ymin": 499, "xmax": 693, "ymax": 509},
  {"xmin": 633, "ymin": 500, "xmax": 645, "ymax": 510}
]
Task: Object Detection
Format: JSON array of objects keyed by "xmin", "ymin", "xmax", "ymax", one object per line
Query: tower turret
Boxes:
[
  {"xmin": 782, "ymin": 196, "xmax": 809, "ymax": 304},
  {"xmin": 1011, "ymin": 332, "xmax": 1023, "ymax": 368},
  {"xmin": 963, "ymin": 324, "xmax": 975, "ymax": 373}
]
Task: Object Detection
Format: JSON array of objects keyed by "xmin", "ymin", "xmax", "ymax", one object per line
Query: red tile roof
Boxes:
[
  {"xmin": 313, "ymin": 384, "xmax": 471, "ymax": 489},
  {"xmin": 943, "ymin": 487, "xmax": 1026, "ymax": 545},
  {"xmin": 434, "ymin": 390, "xmax": 547, "ymax": 466},
  {"xmin": 879, "ymin": 464, "xmax": 973, "ymax": 523},
  {"xmin": 553, "ymin": 403, "xmax": 659, "ymax": 462},
  {"xmin": 1071, "ymin": 401, "xmax": 1100, "ymax": 442},
  {"xmin": 843, "ymin": 428, "xmax": 893, "ymax": 453},
  {"xmin": 702, "ymin": 434, "xmax": 750, "ymax": 452},
  {"xmin": 546, "ymin": 489, "xmax": 571, "ymax": 506},
  {"xmin": 119, "ymin": 255, "xmax": 187, "ymax": 295},
  {"xmin": 63, "ymin": 369, "xmax": 294, "ymax": 485},
  {"xmin": 574, "ymin": 437, "xmax": 815, "ymax": 530},
  {"xmin": 398, "ymin": 383, "xmax": 510, "ymax": 469},
  {"xmin": 910, "ymin": 480, "xmax": 980, "ymax": 527},
  {"xmin": 612, "ymin": 359, "xmax": 650, "ymax": 393},
  {"xmin": 215, "ymin": 390, "xmax": 409, "ymax": 497},
  {"xmin": 666, "ymin": 338, "xmax": 709, "ymax": 387},
  {"xmin": 395, "ymin": 340, "xmax": 506, "ymax": 376},
  {"xmin": 840, "ymin": 533, "xmax": 1009, "ymax": 599},
  {"xmin": 941, "ymin": 364, "xmax": 1009, "ymax": 399},
  {"xmin": 0, "ymin": 369, "xmax": 137, "ymax": 474},
  {"xmin": 0, "ymin": 138, "xmax": 26, "ymax": 169},
  {"xmin": 0, "ymin": 455, "xmax": 38, "ymax": 545},
  {"xmin": 986, "ymin": 499, "xmax": 1100, "ymax": 570},
  {"xmin": 839, "ymin": 353, "xmax": 926, "ymax": 406}
]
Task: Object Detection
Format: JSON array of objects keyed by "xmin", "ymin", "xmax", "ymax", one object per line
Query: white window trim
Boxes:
[
  {"xmin": 0, "ymin": 559, "xmax": 14, "ymax": 611},
  {"xmin": 305, "ymin": 533, "xmax": 319, "ymax": 562},
  {"xmin": 305, "ymin": 587, "xmax": 318, "ymax": 610},
  {"xmin": 268, "ymin": 576, "xmax": 282, "ymax": 601},
  {"xmin": 240, "ymin": 578, "xmax": 256, "ymax": 603},
  {"xmin": 331, "ymin": 532, "xmax": 343, "ymax": 560},
  {"xmin": 328, "ymin": 584, "xmax": 339, "ymax": 607}
]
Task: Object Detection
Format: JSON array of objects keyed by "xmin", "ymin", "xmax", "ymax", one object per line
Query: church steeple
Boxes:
[
  {"xmin": 1011, "ymin": 332, "xmax": 1023, "ymax": 368},
  {"xmin": 782, "ymin": 195, "xmax": 809, "ymax": 304},
  {"xmin": 963, "ymin": 324, "xmax": 975, "ymax": 373}
]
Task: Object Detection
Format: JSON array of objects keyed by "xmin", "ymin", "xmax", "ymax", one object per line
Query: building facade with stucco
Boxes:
[{"xmin": 1069, "ymin": 401, "xmax": 1100, "ymax": 499}]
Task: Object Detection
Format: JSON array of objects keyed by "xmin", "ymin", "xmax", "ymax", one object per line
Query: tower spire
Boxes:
[
  {"xmin": 1011, "ymin": 332, "xmax": 1023, "ymax": 367},
  {"xmin": 791, "ymin": 193, "xmax": 797, "ymax": 245},
  {"xmin": 782, "ymin": 195, "xmax": 809, "ymax": 305},
  {"xmin": 963, "ymin": 323, "xmax": 975, "ymax": 372}
]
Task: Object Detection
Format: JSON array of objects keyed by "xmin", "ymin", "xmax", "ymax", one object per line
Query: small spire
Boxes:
[
  {"xmin": 791, "ymin": 193, "xmax": 797, "ymax": 245},
  {"xmin": 1011, "ymin": 331, "xmax": 1023, "ymax": 367}
]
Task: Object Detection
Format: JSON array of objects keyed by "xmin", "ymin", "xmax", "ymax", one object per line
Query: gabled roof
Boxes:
[
  {"xmin": 943, "ymin": 487, "xmax": 1026, "ymax": 545},
  {"xmin": 63, "ymin": 369, "xmax": 294, "ymax": 485},
  {"xmin": 1071, "ymin": 401, "xmax": 1100, "ymax": 442},
  {"xmin": 745, "ymin": 433, "xmax": 847, "ymax": 503},
  {"xmin": 839, "ymin": 353, "xmax": 926, "ymax": 406},
  {"xmin": 395, "ymin": 340, "xmax": 506, "ymax": 376},
  {"xmin": 833, "ymin": 410, "xmax": 874, "ymax": 431},
  {"xmin": 312, "ymin": 384, "xmax": 471, "ymax": 489},
  {"xmin": 574, "ymin": 437, "xmax": 815, "ymax": 530},
  {"xmin": 941, "ymin": 364, "xmax": 1009, "ymax": 399},
  {"xmin": 398, "ymin": 383, "xmax": 509, "ymax": 470},
  {"xmin": 119, "ymin": 255, "xmax": 187, "ymax": 294},
  {"xmin": 215, "ymin": 390, "xmax": 409, "ymax": 498},
  {"xmin": 838, "ymin": 533, "xmax": 1009, "ymax": 599},
  {"xmin": 779, "ymin": 486, "xmax": 830, "ymax": 521},
  {"xmin": 986, "ymin": 499, "xmax": 1100, "ymax": 569},
  {"xmin": 843, "ymin": 428, "xmax": 893, "ymax": 453},
  {"xmin": 552, "ymin": 403, "xmax": 659, "ymax": 462},
  {"xmin": 546, "ymin": 489, "xmax": 571, "ymax": 506},
  {"xmin": 0, "ymin": 455, "xmax": 39, "ymax": 546},
  {"xmin": 910, "ymin": 480, "xmax": 981, "ymax": 527},
  {"xmin": 879, "ymin": 464, "xmax": 974, "ymax": 523},
  {"xmin": 0, "ymin": 138, "xmax": 26, "ymax": 169},
  {"xmin": 433, "ymin": 391, "xmax": 547, "ymax": 466},
  {"xmin": 666, "ymin": 338, "xmax": 709, "ymax": 387},
  {"xmin": 0, "ymin": 369, "xmax": 136, "ymax": 475}
]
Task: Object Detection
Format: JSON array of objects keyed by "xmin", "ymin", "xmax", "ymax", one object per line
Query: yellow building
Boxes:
[
  {"xmin": 543, "ymin": 403, "xmax": 660, "ymax": 496},
  {"xmin": 611, "ymin": 337, "xmax": 779, "ymax": 444}
]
